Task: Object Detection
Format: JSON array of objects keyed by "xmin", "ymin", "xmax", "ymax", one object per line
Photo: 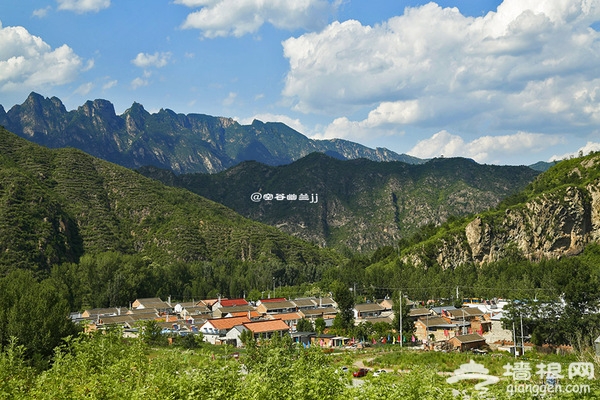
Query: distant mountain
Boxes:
[
  {"xmin": 528, "ymin": 161, "xmax": 558, "ymax": 172},
  {"xmin": 139, "ymin": 154, "xmax": 541, "ymax": 252},
  {"xmin": 0, "ymin": 126, "xmax": 341, "ymax": 276},
  {"xmin": 0, "ymin": 92, "xmax": 422, "ymax": 174}
]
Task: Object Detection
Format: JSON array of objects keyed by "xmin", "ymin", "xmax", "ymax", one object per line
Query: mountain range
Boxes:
[
  {"xmin": 139, "ymin": 154, "xmax": 540, "ymax": 252},
  {"xmin": 0, "ymin": 92, "xmax": 422, "ymax": 175}
]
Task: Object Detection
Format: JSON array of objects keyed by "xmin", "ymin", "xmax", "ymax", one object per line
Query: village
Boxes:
[{"xmin": 71, "ymin": 295, "xmax": 533, "ymax": 354}]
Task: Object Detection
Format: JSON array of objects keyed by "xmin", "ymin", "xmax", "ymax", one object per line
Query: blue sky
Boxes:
[{"xmin": 1, "ymin": 0, "xmax": 599, "ymax": 165}]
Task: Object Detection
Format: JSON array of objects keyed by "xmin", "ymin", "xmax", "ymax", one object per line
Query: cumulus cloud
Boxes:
[
  {"xmin": 177, "ymin": 0, "xmax": 340, "ymax": 38},
  {"xmin": 0, "ymin": 23, "xmax": 84, "ymax": 92},
  {"xmin": 550, "ymin": 142, "xmax": 600, "ymax": 161},
  {"xmin": 57, "ymin": 0, "xmax": 110, "ymax": 13},
  {"xmin": 282, "ymin": 0, "xmax": 600, "ymax": 136},
  {"xmin": 408, "ymin": 130, "xmax": 565, "ymax": 163},
  {"xmin": 131, "ymin": 52, "xmax": 171, "ymax": 69}
]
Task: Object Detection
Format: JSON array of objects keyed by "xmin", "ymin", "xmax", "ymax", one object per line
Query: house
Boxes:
[
  {"xmin": 311, "ymin": 334, "xmax": 336, "ymax": 348},
  {"xmin": 360, "ymin": 315, "xmax": 394, "ymax": 326},
  {"xmin": 448, "ymin": 333, "xmax": 487, "ymax": 352},
  {"xmin": 256, "ymin": 300, "xmax": 297, "ymax": 315},
  {"xmin": 317, "ymin": 297, "xmax": 338, "ymax": 309},
  {"xmin": 291, "ymin": 298, "xmax": 318, "ymax": 311},
  {"xmin": 430, "ymin": 305, "xmax": 457, "ymax": 316},
  {"xmin": 126, "ymin": 309, "xmax": 161, "ymax": 322},
  {"xmin": 174, "ymin": 302, "xmax": 211, "ymax": 316},
  {"xmin": 311, "ymin": 334, "xmax": 350, "ymax": 348},
  {"xmin": 447, "ymin": 307, "xmax": 485, "ymax": 321},
  {"xmin": 353, "ymin": 303, "xmax": 385, "ymax": 320},
  {"xmin": 131, "ymin": 297, "xmax": 172, "ymax": 313},
  {"xmin": 299, "ymin": 307, "xmax": 338, "ymax": 327},
  {"xmin": 81, "ymin": 307, "xmax": 126, "ymax": 320},
  {"xmin": 408, "ymin": 308, "xmax": 431, "ymax": 320},
  {"xmin": 255, "ymin": 297, "xmax": 287, "ymax": 306},
  {"xmin": 224, "ymin": 325, "xmax": 249, "ymax": 347},
  {"xmin": 226, "ymin": 310, "xmax": 262, "ymax": 320},
  {"xmin": 242, "ymin": 319, "xmax": 291, "ymax": 340},
  {"xmin": 199, "ymin": 316, "xmax": 251, "ymax": 344},
  {"xmin": 267, "ymin": 312, "xmax": 303, "ymax": 331},
  {"xmin": 97, "ymin": 315, "xmax": 136, "ymax": 329},
  {"xmin": 291, "ymin": 331, "xmax": 316, "ymax": 346},
  {"xmin": 213, "ymin": 298, "xmax": 249, "ymax": 309},
  {"xmin": 414, "ymin": 316, "xmax": 469, "ymax": 342},
  {"xmin": 212, "ymin": 305, "xmax": 256, "ymax": 319}
]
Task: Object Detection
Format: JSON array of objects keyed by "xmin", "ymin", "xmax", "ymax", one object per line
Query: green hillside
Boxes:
[
  {"xmin": 0, "ymin": 127, "xmax": 341, "ymax": 298},
  {"xmin": 139, "ymin": 153, "xmax": 540, "ymax": 252}
]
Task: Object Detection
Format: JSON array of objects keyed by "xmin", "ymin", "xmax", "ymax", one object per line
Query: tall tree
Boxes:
[{"xmin": 330, "ymin": 280, "xmax": 354, "ymax": 333}]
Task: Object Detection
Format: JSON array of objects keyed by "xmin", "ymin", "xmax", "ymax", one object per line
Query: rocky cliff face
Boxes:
[
  {"xmin": 1, "ymin": 92, "xmax": 422, "ymax": 174},
  {"xmin": 403, "ymin": 155, "xmax": 600, "ymax": 268}
]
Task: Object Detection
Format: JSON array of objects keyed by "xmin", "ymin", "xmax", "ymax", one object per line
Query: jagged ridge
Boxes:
[{"xmin": 0, "ymin": 92, "xmax": 422, "ymax": 174}]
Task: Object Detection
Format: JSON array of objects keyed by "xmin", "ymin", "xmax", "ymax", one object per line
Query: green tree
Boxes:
[
  {"xmin": 0, "ymin": 270, "xmax": 79, "ymax": 362},
  {"xmin": 138, "ymin": 320, "xmax": 166, "ymax": 346},
  {"xmin": 330, "ymin": 280, "xmax": 354, "ymax": 333},
  {"xmin": 296, "ymin": 318, "xmax": 314, "ymax": 332},
  {"xmin": 314, "ymin": 317, "xmax": 326, "ymax": 335}
]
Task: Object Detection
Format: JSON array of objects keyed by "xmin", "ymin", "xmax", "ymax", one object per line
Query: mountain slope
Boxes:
[
  {"xmin": 139, "ymin": 153, "xmax": 540, "ymax": 252},
  {"xmin": 0, "ymin": 92, "xmax": 422, "ymax": 174},
  {"xmin": 396, "ymin": 152, "xmax": 600, "ymax": 268},
  {"xmin": 0, "ymin": 126, "xmax": 341, "ymax": 276}
]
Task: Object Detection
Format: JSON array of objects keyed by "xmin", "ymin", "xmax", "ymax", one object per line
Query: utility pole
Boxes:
[
  {"xmin": 399, "ymin": 290, "xmax": 403, "ymax": 348},
  {"xmin": 512, "ymin": 322, "xmax": 517, "ymax": 358},
  {"xmin": 520, "ymin": 313, "xmax": 525, "ymax": 356}
]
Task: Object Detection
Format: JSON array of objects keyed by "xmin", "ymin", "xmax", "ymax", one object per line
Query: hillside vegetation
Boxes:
[
  {"xmin": 140, "ymin": 153, "xmax": 540, "ymax": 252},
  {"xmin": 0, "ymin": 127, "xmax": 341, "ymax": 303}
]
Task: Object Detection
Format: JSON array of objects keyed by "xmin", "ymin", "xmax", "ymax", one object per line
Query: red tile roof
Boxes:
[
  {"xmin": 243, "ymin": 319, "xmax": 290, "ymax": 334},
  {"xmin": 206, "ymin": 316, "xmax": 251, "ymax": 330},
  {"xmin": 259, "ymin": 297, "xmax": 288, "ymax": 303},
  {"xmin": 219, "ymin": 298, "xmax": 249, "ymax": 307}
]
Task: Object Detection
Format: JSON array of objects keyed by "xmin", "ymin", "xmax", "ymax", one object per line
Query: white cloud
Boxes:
[
  {"xmin": 222, "ymin": 92, "xmax": 237, "ymax": 106},
  {"xmin": 550, "ymin": 142, "xmax": 600, "ymax": 161},
  {"xmin": 178, "ymin": 0, "xmax": 340, "ymax": 38},
  {"xmin": 131, "ymin": 52, "xmax": 171, "ymax": 69},
  {"xmin": 57, "ymin": 0, "xmax": 110, "ymax": 13},
  {"xmin": 102, "ymin": 79, "xmax": 117, "ymax": 90},
  {"xmin": 32, "ymin": 7, "xmax": 51, "ymax": 18},
  {"xmin": 130, "ymin": 77, "xmax": 148, "ymax": 90},
  {"xmin": 236, "ymin": 113, "xmax": 307, "ymax": 133},
  {"xmin": 408, "ymin": 130, "xmax": 565, "ymax": 163},
  {"xmin": 0, "ymin": 23, "xmax": 84, "ymax": 92},
  {"xmin": 74, "ymin": 82, "xmax": 93, "ymax": 95},
  {"xmin": 282, "ymin": 0, "xmax": 600, "ymax": 136}
]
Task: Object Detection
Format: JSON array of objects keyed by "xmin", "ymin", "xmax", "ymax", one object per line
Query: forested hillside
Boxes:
[
  {"xmin": 0, "ymin": 127, "xmax": 341, "ymax": 306},
  {"xmin": 139, "ymin": 154, "xmax": 539, "ymax": 252}
]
